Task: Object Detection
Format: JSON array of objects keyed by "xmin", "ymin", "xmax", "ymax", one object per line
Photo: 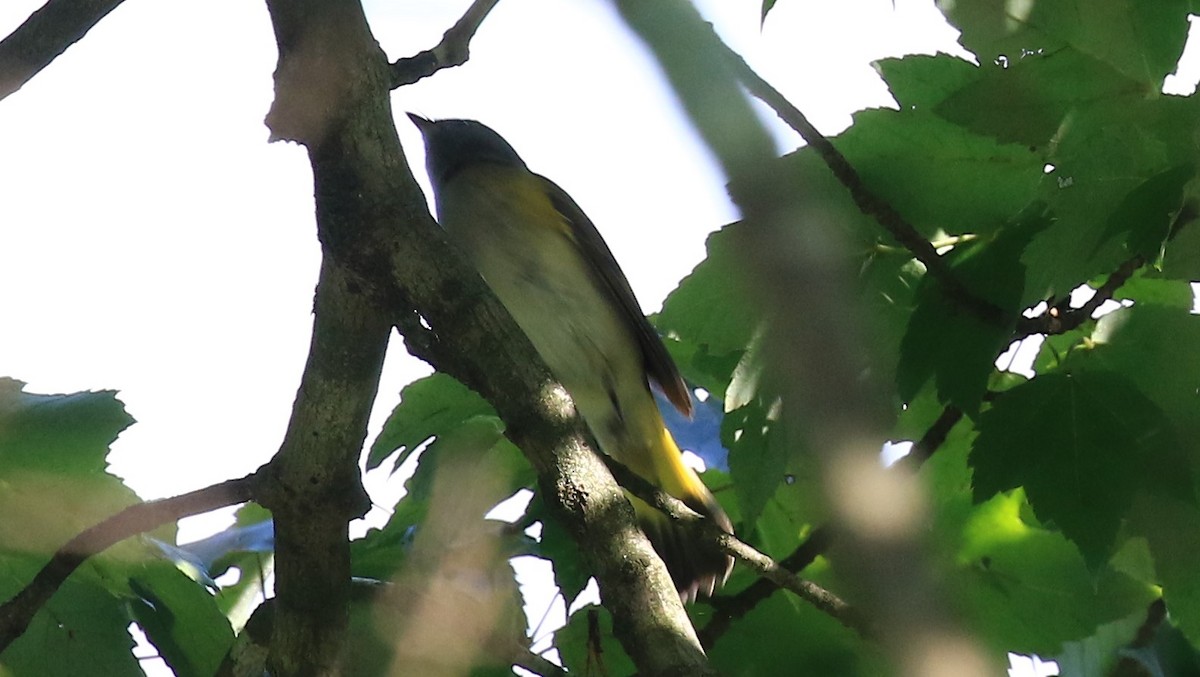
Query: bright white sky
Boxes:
[
  {"xmin": 0, "ymin": 0, "xmax": 967, "ymax": 512},
  {"xmin": 0, "ymin": 1, "xmax": 1104, "ymax": 674}
]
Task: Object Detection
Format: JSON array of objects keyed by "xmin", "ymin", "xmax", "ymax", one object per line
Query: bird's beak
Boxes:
[{"xmin": 407, "ymin": 112, "xmax": 433, "ymax": 133}]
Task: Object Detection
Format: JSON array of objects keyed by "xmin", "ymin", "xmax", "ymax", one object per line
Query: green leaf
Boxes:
[
  {"xmin": 557, "ymin": 606, "xmax": 637, "ymax": 676},
  {"xmin": 1034, "ymin": 1, "xmax": 1190, "ymax": 85},
  {"xmin": 760, "ymin": 0, "xmax": 777, "ymax": 25},
  {"xmin": 705, "ymin": 590, "xmax": 888, "ymax": 676},
  {"xmin": 355, "ymin": 415, "xmax": 532, "ymax": 582},
  {"xmin": 657, "ymin": 223, "xmax": 762, "ymax": 358},
  {"xmin": 897, "ymin": 211, "xmax": 1041, "ymax": 413},
  {"xmin": 934, "ymin": 47, "xmax": 1144, "ymax": 148},
  {"xmin": 526, "ymin": 495, "xmax": 591, "ymax": 604},
  {"xmin": 0, "ymin": 381, "xmax": 209, "ymax": 675},
  {"xmin": 948, "ymin": 490, "xmax": 1156, "ymax": 655},
  {"xmin": 875, "ymin": 53, "xmax": 982, "ymax": 111},
  {"xmin": 722, "ymin": 403, "xmax": 785, "ymax": 528},
  {"xmin": 1084, "ymin": 305, "xmax": 1200, "ymax": 443},
  {"xmin": 1161, "ymin": 216, "xmax": 1200, "ymax": 281},
  {"xmin": 1023, "ymin": 96, "xmax": 1200, "ymax": 298},
  {"xmin": 1131, "ymin": 494, "xmax": 1200, "ymax": 647},
  {"xmin": 938, "ymin": 0, "xmax": 1192, "ymax": 85},
  {"xmin": 1113, "ymin": 274, "xmax": 1196, "ymax": 309},
  {"xmin": 0, "ymin": 561, "xmax": 142, "ymax": 676},
  {"xmin": 971, "ymin": 371, "xmax": 1180, "ymax": 565},
  {"xmin": 367, "ymin": 373, "xmax": 498, "ymax": 472},
  {"xmin": 825, "ymin": 108, "xmax": 1043, "ymax": 237},
  {"xmin": 1099, "ymin": 163, "xmax": 1194, "ymax": 262},
  {"xmin": 1053, "ymin": 608, "xmax": 1146, "ymax": 677},
  {"xmin": 0, "ymin": 378, "xmax": 134, "ymax": 476},
  {"xmin": 128, "ymin": 562, "xmax": 235, "ymax": 677}
]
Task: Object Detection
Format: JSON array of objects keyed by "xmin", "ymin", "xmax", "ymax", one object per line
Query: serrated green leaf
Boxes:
[
  {"xmin": 657, "ymin": 223, "xmax": 762, "ymax": 358},
  {"xmin": 1023, "ymin": 96, "xmax": 1200, "ymax": 298},
  {"xmin": 935, "ymin": 47, "xmax": 1144, "ymax": 147},
  {"xmin": 367, "ymin": 373, "xmax": 498, "ymax": 472},
  {"xmin": 971, "ymin": 371, "xmax": 1180, "ymax": 565},
  {"xmin": 355, "ymin": 415, "xmax": 531, "ymax": 582},
  {"xmin": 0, "ymin": 378, "xmax": 134, "ymax": 476},
  {"xmin": 829, "ymin": 108, "xmax": 1043, "ymax": 236},
  {"xmin": 875, "ymin": 53, "xmax": 981, "ymax": 111},
  {"xmin": 938, "ymin": 0, "xmax": 1192, "ymax": 85},
  {"xmin": 1029, "ymin": 0, "xmax": 1191, "ymax": 84},
  {"xmin": 1113, "ymin": 274, "xmax": 1197, "ymax": 309}
]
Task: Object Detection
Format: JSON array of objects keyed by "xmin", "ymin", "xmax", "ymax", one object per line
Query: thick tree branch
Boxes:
[
  {"xmin": 389, "ymin": 0, "xmax": 500, "ymax": 88},
  {"xmin": 0, "ymin": 473, "xmax": 259, "ymax": 651},
  {"xmin": 259, "ymin": 5, "xmax": 397, "ymax": 675},
  {"xmin": 263, "ymin": 1, "xmax": 713, "ymax": 673},
  {"xmin": 0, "ymin": 0, "xmax": 126, "ymax": 102}
]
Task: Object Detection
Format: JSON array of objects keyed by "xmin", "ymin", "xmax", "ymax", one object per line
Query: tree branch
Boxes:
[
  {"xmin": 1014, "ymin": 255, "xmax": 1144, "ymax": 340},
  {"xmin": 711, "ymin": 29, "xmax": 1005, "ymax": 326},
  {"xmin": 389, "ymin": 0, "xmax": 500, "ymax": 88},
  {"xmin": 894, "ymin": 406, "xmax": 965, "ymax": 472},
  {"xmin": 263, "ymin": 1, "xmax": 713, "ymax": 673},
  {"xmin": 600, "ymin": 456, "xmax": 862, "ymax": 636},
  {"xmin": 698, "ymin": 526, "xmax": 834, "ymax": 648},
  {"xmin": 0, "ymin": 473, "xmax": 259, "ymax": 651},
  {"xmin": 0, "ymin": 0, "xmax": 126, "ymax": 102}
]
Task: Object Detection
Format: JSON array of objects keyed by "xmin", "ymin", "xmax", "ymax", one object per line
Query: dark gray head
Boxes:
[{"xmin": 407, "ymin": 114, "xmax": 528, "ymax": 189}]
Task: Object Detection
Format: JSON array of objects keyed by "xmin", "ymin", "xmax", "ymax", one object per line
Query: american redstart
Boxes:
[{"xmin": 409, "ymin": 115, "xmax": 733, "ymax": 600}]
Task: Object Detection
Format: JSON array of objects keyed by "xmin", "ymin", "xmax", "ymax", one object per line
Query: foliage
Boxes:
[
  {"xmin": 0, "ymin": 379, "xmax": 232, "ymax": 676},
  {"xmin": 4, "ymin": 0, "xmax": 1200, "ymax": 675}
]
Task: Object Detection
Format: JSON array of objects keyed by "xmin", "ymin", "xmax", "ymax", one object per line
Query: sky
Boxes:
[
  {"xmin": 0, "ymin": 0, "xmax": 970, "ymax": 526},
  {"xmin": 12, "ymin": 0, "xmax": 1189, "ymax": 674}
]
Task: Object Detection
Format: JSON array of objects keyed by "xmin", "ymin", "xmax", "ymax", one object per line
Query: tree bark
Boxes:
[{"xmin": 260, "ymin": 0, "xmax": 713, "ymax": 673}]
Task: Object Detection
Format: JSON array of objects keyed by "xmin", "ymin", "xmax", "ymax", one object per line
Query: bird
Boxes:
[{"xmin": 409, "ymin": 114, "xmax": 733, "ymax": 601}]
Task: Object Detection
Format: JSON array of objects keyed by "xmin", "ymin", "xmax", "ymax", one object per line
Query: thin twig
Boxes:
[
  {"xmin": 599, "ymin": 456, "xmax": 863, "ymax": 635},
  {"xmin": 1014, "ymin": 255, "xmax": 1143, "ymax": 340},
  {"xmin": 0, "ymin": 0, "xmax": 127, "ymax": 101},
  {"xmin": 0, "ymin": 472, "xmax": 260, "ymax": 650},
  {"xmin": 702, "ymin": 395, "xmax": 967, "ymax": 646},
  {"xmin": 713, "ymin": 38, "xmax": 1006, "ymax": 326},
  {"xmin": 895, "ymin": 406, "xmax": 965, "ymax": 471},
  {"xmin": 699, "ymin": 526, "xmax": 834, "ymax": 648},
  {"xmin": 513, "ymin": 646, "xmax": 568, "ymax": 677},
  {"xmin": 390, "ymin": 0, "xmax": 501, "ymax": 88}
]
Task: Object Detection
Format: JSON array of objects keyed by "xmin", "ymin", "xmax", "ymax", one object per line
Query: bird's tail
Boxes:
[{"xmin": 630, "ymin": 424, "xmax": 734, "ymax": 603}]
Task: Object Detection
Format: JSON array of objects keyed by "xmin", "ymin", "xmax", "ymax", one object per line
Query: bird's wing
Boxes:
[{"xmin": 538, "ymin": 174, "xmax": 693, "ymax": 417}]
